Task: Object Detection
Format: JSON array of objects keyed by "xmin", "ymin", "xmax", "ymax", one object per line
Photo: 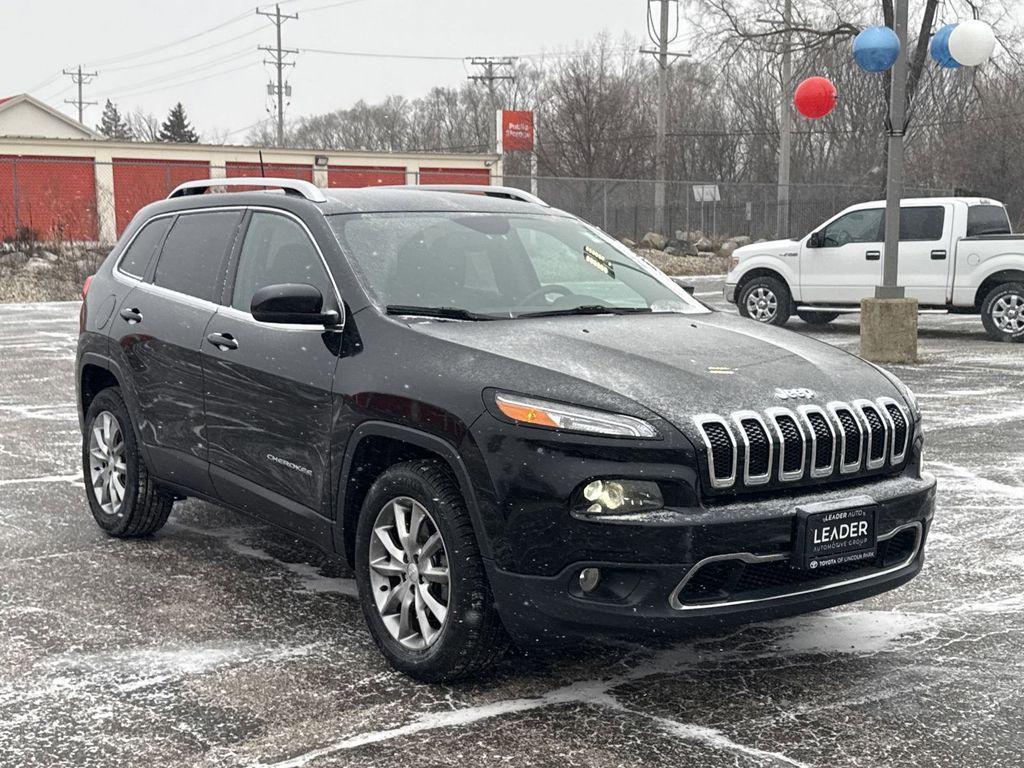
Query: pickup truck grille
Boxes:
[{"xmin": 693, "ymin": 397, "xmax": 911, "ymax": 493}]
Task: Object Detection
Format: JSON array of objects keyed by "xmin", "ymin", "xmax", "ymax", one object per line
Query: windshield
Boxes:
[{"xmin": 328, "ymin": 212, "xmax": 707, "ymax": 319}]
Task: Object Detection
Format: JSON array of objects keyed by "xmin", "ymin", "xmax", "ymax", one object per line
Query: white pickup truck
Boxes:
[{"xmin": 724, "ymin": 197, "xmax": 1024, "ymax": 342}]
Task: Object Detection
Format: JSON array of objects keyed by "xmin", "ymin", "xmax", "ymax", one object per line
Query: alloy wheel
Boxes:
[
  {"xmin": 746, "ymin": 286, "xmax": 778, "ymax": 322},
  {"xmin": 88, "ymin": 410, "xmax": 127, "ymax": 516},
  {"xmin": 368, "ymin": 496, "xmax": 451, "ymax": 650},
  {"xmin": 991, "ymin": 293, "xmax": 1024, "ymax": 334}
]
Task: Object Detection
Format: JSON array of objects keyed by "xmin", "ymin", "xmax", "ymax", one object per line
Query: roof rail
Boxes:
[
  {"xmin": 167, "ymin": 177, "xmax": 328, "ymax": 203},
  {"xmin": 380, "ymin": 184, "xmax": 548, "ymax": 207}
]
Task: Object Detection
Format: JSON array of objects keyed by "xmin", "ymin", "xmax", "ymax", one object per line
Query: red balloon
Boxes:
[{"xmin": 794, "ymin": 76, "xmax": 838, "ymax": 119}]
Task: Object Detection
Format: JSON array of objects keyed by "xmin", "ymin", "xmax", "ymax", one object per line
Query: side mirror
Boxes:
[
  {"xmin": 807, "ymin": 231, "xmax": 823, "ymax": 248},
  {"xmin": 250, "ymin": 283, "xmax": 340, "ymax": 326}
]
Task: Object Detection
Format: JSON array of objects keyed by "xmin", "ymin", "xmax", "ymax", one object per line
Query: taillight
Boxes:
[{"xmin": 80, "ymin": 275, "xmax": 93, "ymax": 332}]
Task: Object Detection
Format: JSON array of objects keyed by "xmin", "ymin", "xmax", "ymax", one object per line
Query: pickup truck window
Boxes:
[
  {"xmin": 899, "ymin": 206, "xmax": 944, "ymax": 241},
  {"xmin": 967, "ymin": 205, "xmax": 1012, "ymax": 236},
  {"xmin": 821, "ymin": 209, "xmax": 882, "ymax": 247}
]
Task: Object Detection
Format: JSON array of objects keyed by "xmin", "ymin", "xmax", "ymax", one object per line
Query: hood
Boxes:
[
  {"xmin": 734, "ymin": 238, "xmax": 800, "ymax": 258},
  {"xmin": 405, "ymin": 311, "xmax": 901, "ymax": 435}
]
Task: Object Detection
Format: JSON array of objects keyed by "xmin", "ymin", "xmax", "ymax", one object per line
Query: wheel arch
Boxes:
[
  {"xmin": 974, "ymin": 269, "xmax": 1024, "ymax": 309},
  {"xmin": 735, "ymin": 267, "xmax": 793, "ymax": 299},
  {"xmin": 334, "ymin": 422, "xmax": 491, "ymax": 568}
]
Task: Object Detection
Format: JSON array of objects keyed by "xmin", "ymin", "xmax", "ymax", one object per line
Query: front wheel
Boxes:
[
  {"xmin": 738, "ymin": 276, "xmax": 792, "ymax": 326},
  {"xmin": 797, "ymin": 309, "xmax": 840, "ymax": 326},
  {"xmin": 981, "ymin": 282, "xmax": 1024, "ymax": 343},
  {"xmin": 355, "ymin": 460, "xmax": 509, "ymax": 682}
]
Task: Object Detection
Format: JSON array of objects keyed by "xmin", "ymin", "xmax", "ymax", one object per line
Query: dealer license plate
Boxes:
[{"xmin": 792, "ymin": 501, "xmax": 877, "ymax": 571}]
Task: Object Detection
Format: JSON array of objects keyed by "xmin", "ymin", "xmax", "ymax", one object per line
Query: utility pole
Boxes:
[
  {"xmin": 776, "ymin": 0, "xmax": 792, "ymax": 238},
  {"xmin": 257, "ymin": 3, "xmax": 299, "ymax": 146},
  {"xmin": 62, "ymin": 65, "xmax": 98, "ymax": 124},
  {"xmin": 641, "ymin": 1, "xmax": 686, "ymax": 236},
  {"xmin": 467, "ymin": 56, "xmax": 516, "ymax": 154},
  {"xmin": 878, "ymin": 0, "xmax": 908, "ymax": 299}
]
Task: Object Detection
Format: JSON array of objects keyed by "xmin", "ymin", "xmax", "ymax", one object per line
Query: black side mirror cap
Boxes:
[
  {"xmin": 250, "ymin": 283, "xmax": 340, "ymax": 326},
  {"xmin": 807, "ymin": 231, "xmax": 822, "ymax": 248}
]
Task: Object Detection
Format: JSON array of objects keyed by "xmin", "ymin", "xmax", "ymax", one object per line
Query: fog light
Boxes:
[
  {"xmin": 579, "ymin": 567, "xmax": 601, "ymax": 592},
  {"xmin": 578, "ymin": 479, "xmax": 663, "ymax": 515}
]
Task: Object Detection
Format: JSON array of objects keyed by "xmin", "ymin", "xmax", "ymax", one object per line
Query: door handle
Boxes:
[
  {"xmin": 865, "ymin": 251, "xmax": 881, "ymax": 261},
  {"xmin": 119, "ymin": 307, "xmax": 142, "ymax": 324},
  {"xmin": 931, "ymin": 250, "xmax": 947, "ymax": 260},
  {"xmin": 206, "ymin": 332, "xmax": 238, "ymax": 351}
]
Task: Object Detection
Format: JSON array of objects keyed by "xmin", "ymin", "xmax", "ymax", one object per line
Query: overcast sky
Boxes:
[{"xmin": 4, "ymin": 0, "xmax": 659, "ymax": 141}]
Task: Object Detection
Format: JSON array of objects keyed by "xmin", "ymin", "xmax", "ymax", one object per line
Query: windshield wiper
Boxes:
[
  {"xmin": 385, "ymin": 304, "xmax": 502, "ymax": 321},
  {"xmin": 514, "ymin": 305, "xmax": 654, "ymax": 319}
]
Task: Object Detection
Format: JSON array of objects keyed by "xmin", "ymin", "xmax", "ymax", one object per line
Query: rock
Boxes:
[
  {"xmin": 639, "ymin": 231, "xmax": 667, "ymax": 250},
  {"xmin": 24, "ymin": 258, "xmax": 53, "ymax": 273},
  {"xmin": 733, "ymin": 235, "xmax": 752, "ymax": 247},
  {"xmin": 719, "ymin": 240, "xmax": 739, "ymax": 258},
  {"xmin": 39, "ymin": 250, "xmax": 59, "ymax": 263},
  {"xmin": 694, "ymin": 236, "xmax": 714, "ymax": 252},
  {"xmin": 676, "ymin": 230, "xmax": 704, "ymax": 242},
  {"xmin": 664, "ymin": 246, "xmax": 679, "ymax": 256},
  {"xmin": 0, "ymin": 251, "xmax": 28, "ymax": 268},
  {"xmin": 619, "ymin": 237, "xmax": 636, "ymax": 249},
  {"xmin": 696, "ymin": 250, "xmax": 717, "ymax": 260}
]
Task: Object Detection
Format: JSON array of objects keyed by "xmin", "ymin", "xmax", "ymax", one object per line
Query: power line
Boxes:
[
  {"xmin": 305, "ymin": 48, "xmax": 465, "ymax": 62},
  {"xmin": 258, "ymin": 3, "xmax": 299, "ymax": 146},
  {"xmin": 62, "ymin": 65, "xmax": 98, "ymax": 123}
]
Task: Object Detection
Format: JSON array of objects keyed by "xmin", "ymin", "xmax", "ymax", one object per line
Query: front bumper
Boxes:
[
  {"xmin": 487, "ymin": 473, "xmax": 935, "ymax": 645},
  {"xmin": 724, "ymin": 282, "xmax": 738, "ymax": 303}
]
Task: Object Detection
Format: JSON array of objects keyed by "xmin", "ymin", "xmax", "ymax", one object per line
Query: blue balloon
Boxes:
[
  {"xmin": 930, "ymin": 24, "xmax": 962, "ymax": 68},
  {"xmin": 853, "ymin": 26, "xmax": 900, "ymax": 72}
]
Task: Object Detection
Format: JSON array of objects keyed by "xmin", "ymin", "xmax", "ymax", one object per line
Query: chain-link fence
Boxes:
[
  {"xmin": 0, "ymin": 155, "xmax": 956, "ymax": 247},
  {"xmin": 501, "ymin": 175, "xmax": 954, "ymax": 242}
]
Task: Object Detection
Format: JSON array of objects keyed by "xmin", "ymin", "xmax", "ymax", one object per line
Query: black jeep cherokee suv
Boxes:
[{"xmin": 77, "ymin": 178, "xmax": 936, "ymax": 681}]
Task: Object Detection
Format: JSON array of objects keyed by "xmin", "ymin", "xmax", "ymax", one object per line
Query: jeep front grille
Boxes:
[{"xmin": 693, "ymin": 397, "xmax": 911, "ymax": 492}]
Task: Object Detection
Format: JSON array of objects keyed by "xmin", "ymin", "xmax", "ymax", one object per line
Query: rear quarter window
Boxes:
[
  {"xmin": 118, "ymin": 217, "xmax": 172, "ymax": 278},
  {"xmin": 152, "ymin": 211, "xmax": 242, "ymax": 302},
  {"xmin": 967, "ymin": 205, "xmax": 1011, "ymax": 237}
]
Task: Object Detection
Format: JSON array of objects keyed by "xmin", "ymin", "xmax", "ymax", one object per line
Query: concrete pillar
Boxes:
[{"xmin": 860, "ymin": 298, "xmax": 918, "ymax": 363}]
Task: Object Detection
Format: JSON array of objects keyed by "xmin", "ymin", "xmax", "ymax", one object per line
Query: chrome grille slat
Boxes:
[{"xmin": 694, "ymin": 397, "xmax": 911, "ymax": 492}]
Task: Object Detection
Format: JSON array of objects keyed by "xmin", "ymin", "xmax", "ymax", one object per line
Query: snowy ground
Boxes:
[{"xmin": 1, "ymin": 287, "xmax": 1022, "ymax": 767}]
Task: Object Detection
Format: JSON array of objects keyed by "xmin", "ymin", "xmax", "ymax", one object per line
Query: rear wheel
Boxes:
[
  {"xmin": 981, "ymin": 282, "xmax": 1024, "ymax": 343},
  {"xmin": 797, "ymin": 309, "xmax": 840, "ymax": 326},
  {"xmin": 83, "ymin": 388, "xmax": 173, "ymax": 537},
  {"xmin": 738, "ymin": 276, "xmax": 792, "ymax": 326},
  {"xmin": 355, "ymin": 460, "xmax": 509, "ymax": 682}
]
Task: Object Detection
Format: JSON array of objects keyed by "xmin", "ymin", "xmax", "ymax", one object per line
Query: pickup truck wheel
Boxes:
[
  {"xmin": 738, "ymin": 277, "xmax": 791, "ymax": 326},
  {"xmin": 981, "ymin": 282, "xmax": 1024, "ymax": 343},
  {"xmin": 355, "ymin": 459, "xmax": 510, "ymax": 682},
  {"xmin": 82, "ymin": 388, "xmax": 173, "ymax": 538},
  {"xmin": 797, "ymin": 310, "xmax": 840, "ymax": 326}
]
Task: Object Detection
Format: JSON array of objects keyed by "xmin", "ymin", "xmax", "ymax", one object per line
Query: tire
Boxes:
[
  {"xmin": 980, "ymin": 282, "xmax": 1024, "ymax": 343},
  {"xmin": 355, "ymin": 459, "xmax": 509, "ymax": 682},
  {"xmin": 82, "ymin": 387, "xmax": 173, "ymax": 538},
  {"xmin": 797, "ymin": 310, "xmax": 840, "ymax": 326},
  {"xmin": 738, "ymin": 275, "xmax": 792, "ymax": 326}
]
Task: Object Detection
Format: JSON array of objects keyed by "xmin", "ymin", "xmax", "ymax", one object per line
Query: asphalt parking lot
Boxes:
[{"xmin": 2, "ymin": 278, "xmax": 1022, "ymax": 767}]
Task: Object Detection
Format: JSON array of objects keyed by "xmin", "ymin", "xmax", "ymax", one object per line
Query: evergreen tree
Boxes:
[
  {"xmin": 96, "ymin": 99, "xmax": 132, "ymax": 140},
  {"xmin": 158, "ymin": 103, "xmax": 199, "ymax": 143}
]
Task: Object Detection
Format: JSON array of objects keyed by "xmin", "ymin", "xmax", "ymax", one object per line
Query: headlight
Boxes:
[
  {"xmin": 579, "ymin": 479, "xmax": 664, "ymax": 514},
  {"xmin": 494, "ymin": 393, "xmax": 658, "ymax": 438},
  {"xmin": 728, "ymin": 255, "xmax": 740, "ymax": 271}
]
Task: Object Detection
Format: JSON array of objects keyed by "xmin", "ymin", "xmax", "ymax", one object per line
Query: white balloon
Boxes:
[{"xmin": 948, "ymin": 19, "xmax": 996, "ymax": 66}]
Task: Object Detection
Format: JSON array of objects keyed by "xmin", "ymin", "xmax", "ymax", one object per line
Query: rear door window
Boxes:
[
  {"xmin": 119, "ymin": 217, "xmax": 172, "ymax": 278},
  {"xmin": 152, "ymin": 211, "xmax": 242, "ymax": 302},
  {"xmin": 899, "ymin": 206, "xmax": 944, "ymax": 241},
  {"xmin": 967, "ymin": 205, "xmax": 1011, "ymax": 236}
]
